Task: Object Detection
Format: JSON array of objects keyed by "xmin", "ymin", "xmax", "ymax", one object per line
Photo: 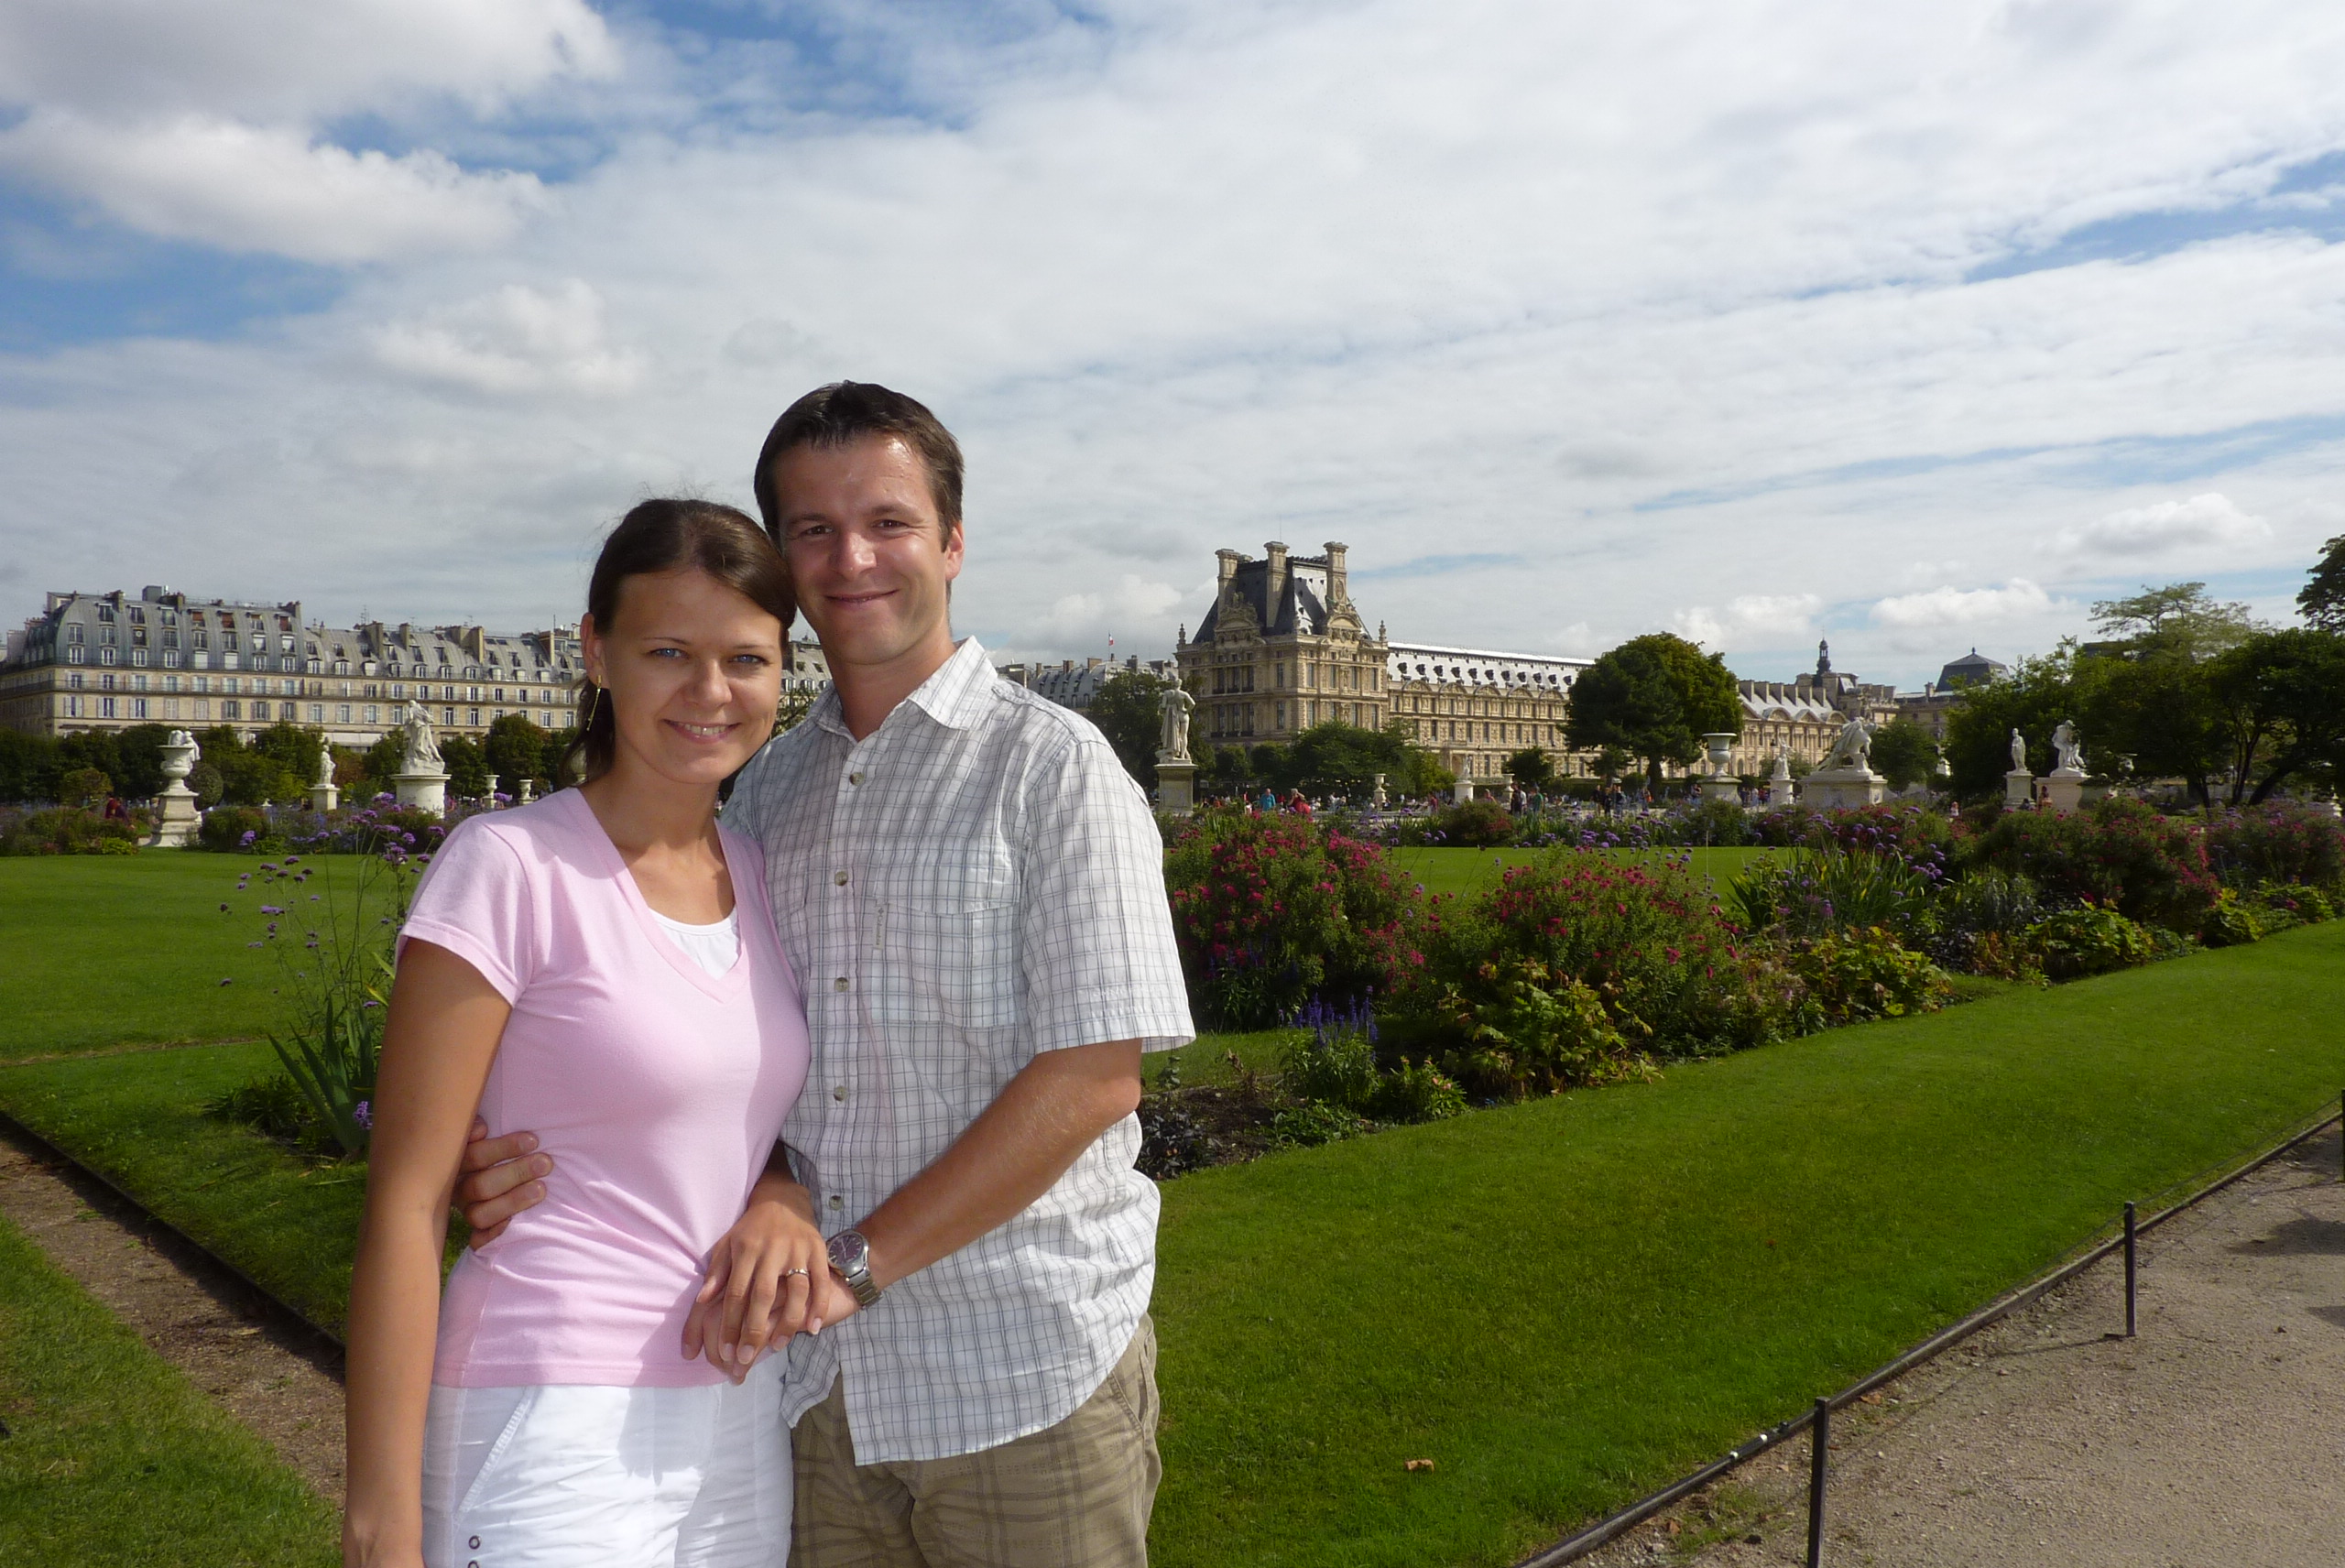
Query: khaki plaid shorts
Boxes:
[{"xmin": 791, "ymin": 1316, "xmax": 1161, "ymax": 1568}]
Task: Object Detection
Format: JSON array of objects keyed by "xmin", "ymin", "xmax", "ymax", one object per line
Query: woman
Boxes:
[{"xmin": 344, "ymin": 499, "xmax": 822, "ymax": 1567}]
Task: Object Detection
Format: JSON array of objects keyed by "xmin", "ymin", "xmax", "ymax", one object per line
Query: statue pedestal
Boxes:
[
  {"xmin": 1454, "ymin": 779, "xmax": 1476, "ymax": 805},
  {"xmin": 394, "ymin": 768, "xmax": 450, "ymax": 817},
  {"xmin": 2004, "ymin": 768, "xmax": 2036, "ymax": 810},
  {"xmin": 1802, "ymin": 767, "xmax": 1884, "ymax": 811},
  {"xmin": 147, "ymin": 785, "xmax": 200, "ymax": 848},
  {"xmin": 308, "ymin": 782, "xmax": 340, "ymax": 813},
  {"xmin": 2043, "ymin": 767, "xmax": 2087, "ymax": 814},
  {"xmin": 1154, "ymin": 758, "xmax": 1195, "ymax": 816},
  {"xmin": 1701, "ymin": 776, "xmax": 1740, "ymax": 805}
]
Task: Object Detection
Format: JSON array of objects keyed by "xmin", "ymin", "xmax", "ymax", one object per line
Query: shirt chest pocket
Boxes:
[{"xmin": 868, "ymin": 898, "xmax": 1020, "ymax": 1032}]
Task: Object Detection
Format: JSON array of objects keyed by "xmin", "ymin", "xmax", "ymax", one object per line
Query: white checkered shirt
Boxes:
[{"xmin": 724, "ymin": 637, "xmax": 1194, "ymax": 1463}]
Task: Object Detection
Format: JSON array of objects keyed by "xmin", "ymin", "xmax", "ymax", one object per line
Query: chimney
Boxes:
[
  {"xmin": 1323, "ymin": 541, "xmax": 1348, "ymax": 606},
  {"xmin": 1215, "ymin": 550, "xmax": 1244, "ymax": 606},
  {"xmin": 1087, "ymin": 657, "xmax": 1103, "ymax": 670},
  {"xmin": 1263, "ymin": 541, "xmax": 1290, "ymax": 614}
]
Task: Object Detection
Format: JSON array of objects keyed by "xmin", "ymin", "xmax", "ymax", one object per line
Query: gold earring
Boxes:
[{"xmin": 584, "ymin": 687, "xmax": 601, "ymax": 728}]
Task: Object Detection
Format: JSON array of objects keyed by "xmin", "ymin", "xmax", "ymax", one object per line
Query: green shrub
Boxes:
[
  {"xmin": 1784, "ymin": 927, "xmax": 1951, "ymax": 1025},
  {"xmin": 1649, "ymin": 799, "xmax": 1758, "ymax": 847},
  {"xmin": 1372, "ymin": 1058, "xmax": 1467, "ymax": 1123},
  {"xmin": 197, "ymin": 805, "xmax": 271, "ymax": 853},
  {"xmin": 1164, "ymin": 810, "xmax": 1420, "ymax": 1029},
  {"xmin": 2024, "ymin": 906, "xmax": 2157, "ymax": 978},
  {"xmin": 0, "ymin": 806, "xmax": 142, "ymax": 856},
  {"xmin": 1963, "ymin": 796, "xmax": 2218, "ymax": 931},
  {"xmin": 2253, "ymin": 883, "xmax": 2334, "ymax": 926},
  {"xmin": 1727, "ymin": 847, "xmax": 1934, "ymax": 942},
  {"xmin": 60, "ymin": 766, "xmax": 112, "ymax": 807},
  {"xmin": 1422, "ymin": 958, "xmax": 1640, "ymax": 1101},
  {"xmin": 1266, "ymin": 1102, "xmax": 1374, "ymax": 1149},
  {"xmin": 1435, "ymin": 798, "xmax": 1515, "ymax": 847},
  {"xmin": 2198, "ymin": 888, "xmax": 2265, "ymax": 949},
  {"xmin": 1279, "ymin": 1022, "xmax": 1381, "ymax": 1113},
  {"xmin": 2202, "ymin": 803, "xmax": 2345, "ymax": 893}
]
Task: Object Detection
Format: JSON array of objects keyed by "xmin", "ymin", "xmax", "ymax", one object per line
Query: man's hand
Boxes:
[
  {"xmin": 680, "ymin": 1176, "xmax": 836, "ymax": 1380},
  {"xmin": 453, "ymin": 1117, "xmax": 552, "ymax": 1247}
]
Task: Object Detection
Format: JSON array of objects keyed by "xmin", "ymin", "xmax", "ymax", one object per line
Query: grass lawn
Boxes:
[
  {"xmin": 1384, "ymin": 844, "xmax": 1776, "ymax": 898},
  {"xmin": 0, "ymin": 1214, "xmax": 337, "ymax": 1566},
  {"xmin": 0, "ymin": 852, "xmax": 386, "ymax": 1061},
  {"xmin": 1148, "ymin": 920, "xmax": 2345, "ymax": 1567},
  {"xmin": 0, "ymin": 1040, "xmax": 370, "ymax": 1334}
]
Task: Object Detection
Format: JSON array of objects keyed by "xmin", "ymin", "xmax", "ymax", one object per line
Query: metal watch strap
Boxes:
[{"xmin": 828, "ymin": 1228, "xmax": 883, "ymax": 1308}]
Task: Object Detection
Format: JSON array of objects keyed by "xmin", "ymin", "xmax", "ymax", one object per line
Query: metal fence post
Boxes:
[
  {"xmin": 1805, "ymin": 1397, "xmax": 1829, "ymax": 1568},
  {"xmin": 2123, "ymin": 1201, "xmax": 2137, "ymax": 1339}
]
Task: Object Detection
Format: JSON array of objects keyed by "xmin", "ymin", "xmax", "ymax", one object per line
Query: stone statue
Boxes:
[
  {"xmin": 401, "ymin": 707, "xmax": 443, "ymax": 773},
  {"xmin": 1770, "ymin": 741, "xmax": 1793, "ymax": 780},
  {"xmin": 2052, "ymin": 719, "xmax": 2086, "ymax": 774},
  {"xmin": 1158, "ymin": 685, "xmax": 1195, "ymax": 762},
  {"xmin": 1372, "ymin": 772, "xmax": 1389, "ymax": 810},
  {"xmin": 2009, "ymin": 727, "xmax": 2028, "ymax": 772},
  {"xmin": 1821, "ymin": 714, "xmax": 1874, "ymax": 772},
  {"xmin": 315, "ymin": 748, "xmax": 336, "ymax": 789}
]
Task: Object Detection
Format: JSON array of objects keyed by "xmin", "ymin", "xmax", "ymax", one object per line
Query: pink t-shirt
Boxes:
[{"xmin": 398, "ymin": 788, "xmax": 810, "ymax": 1388}]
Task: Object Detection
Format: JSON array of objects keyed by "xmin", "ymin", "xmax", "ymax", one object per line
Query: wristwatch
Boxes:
[{"xmin": 826, "ymin": 1228, "xmax": 883, "ymax": 1308}]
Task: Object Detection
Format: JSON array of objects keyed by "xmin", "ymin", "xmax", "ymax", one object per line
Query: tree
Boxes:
[
  {"xmin": 485, "ymin": 714, "xmax": 550, "ymax": 795},
  {"xmin": 442, "ymin": 735, "xmax": 493, "ymax": 800},
  {"xmin": 1083, "ymin": 668, "xmax": 1181, "ymax": 785},
  {"xmin": 1940, "ymin": 646, "xmax": 2078, "ymax": 801},
  {"xmin": 1565, "ymin": 633, "xmax": 1739, "ymax": 790},
  {"xmin": 194, "ymin": 725, "xmax": 302, "ymax": 804},
  {"xmin": 1283, "ymin": 721, "xmax": 1410, "ymax": 798},
  {"xmin": 0, "ymin": 729, "xmax": 61, "ymax": 802},
  {"xmin": 111, "ymin": 724, "xmax": 171, "ymax": 798},
  {"xmin": 2089, "ymin": 583, "xmax": 2259, "ymax": 662},
  {"xmin": 1502, "ymin": 746, "xmax": 1555, "ymax": 791},
  {"xmin": 251, "ymin": 723, "xmax": 325, "ymax": 793},
  {"xmin": 2296, "ymin": 535, "xmax": 2345, "ymax": 632},
  {"xmin": 2204, "ymin": 628, "xmax": 2345, "ymax": 804},
  {"xmin": 361, "ymin": 734, "xmax": 407, "ymax": 794},
  {"xmin": 773, "ymin": 685, "xmax": 821, "ymax": 736},
  {"xmin": 2073, "ymin": 654, "xmax": 2227, "ymax": 802},
  {"xmin": 1868, "ymin": 717, "xmax": 1940, "ymax": 790}
]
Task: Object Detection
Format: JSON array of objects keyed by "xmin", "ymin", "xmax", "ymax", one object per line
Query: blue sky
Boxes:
[{"xmin": 4, "ymin": 0, "xmax": 2344, "ymax": 689}]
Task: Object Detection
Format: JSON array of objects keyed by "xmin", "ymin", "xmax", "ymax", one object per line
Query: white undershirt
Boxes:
[{"xmin": 649, "ymin": 909, "xmax": 739, "ymax": 977}]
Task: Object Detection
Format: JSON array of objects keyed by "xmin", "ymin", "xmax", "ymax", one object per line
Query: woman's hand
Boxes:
[{"xmin": 682, "ymin": 1176, "xmax": 827, "ymax": 1380}]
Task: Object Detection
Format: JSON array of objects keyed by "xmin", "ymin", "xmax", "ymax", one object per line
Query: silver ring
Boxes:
[{"xmin": 781, "ymin": 1267, "xmax": 810, "ymax": 1278}]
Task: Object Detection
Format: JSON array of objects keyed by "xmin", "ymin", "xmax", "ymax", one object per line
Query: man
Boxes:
[{"xmin": 455, "ymin": 382, "xmax": 1194, "ymax": 1565}]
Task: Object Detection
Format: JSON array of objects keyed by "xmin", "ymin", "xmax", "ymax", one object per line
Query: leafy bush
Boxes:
[
  {"xmin": 1394, "ymin": 851, "xmax": 1788, "ymax": 1072},
  {"xmin": 1436, "ymin": 798, "xmax": 1515, "ymax": 847},
  {"xmin": 1927, "ymin": 868, "xmax": 2046, "ymax": 977},
  {"xmin": 1962, "ymin": 796, "xmax": 2218, "ymax": 931},
  {"xmin": 2023, "ymin": 906, "xmax": 2157, "ymax": 978},
  {"xmin": 1648, "ymin": 799, "xmax": 1759, "ymax": 846},
  {"xmin": 1164, "ymin": 810, "xmax": 1419, "ymax": 1028},
  {"xmin": 1373, "ymin": 1057, "xmax": 1467, "ymax": 1123},
  {"xmin": 1280, "ymin": 1013, "xmax": 1382, "ymax": 1112},
  {"xmin": 1726, "ymin": 847, "xmax": 1935, "ymax": 942},
  {"xmin": 0, "ymin": 806, "xmax": 143, "ymax": 856},
  {"xmin": 1267, "ymin": 1102, "xmax": 1375, "ymax": 1149},
  {"xmin": 59, "ymin": 767, "xmax": 112, "ymax": 807},
  {"xmin": 2252, "ymin": 883, "xmax": 2334, "ymax": 927},
  {"xmin": 198, "ymin": 805, "xmax": 274, "ymax": 853},
  {"xmin": 2202, "ymin": 803, "xmax": 2345, "ymax": 893},
  {"xmin": 1784, "ymin": 927, "xmax": 1950, "ymax": 1025},
  {"xmin": 2198, "ymin": 888, "xmax": 2264, "ymax": 949}
]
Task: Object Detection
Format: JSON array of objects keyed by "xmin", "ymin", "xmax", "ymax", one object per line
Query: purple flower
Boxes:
[
  {"xmin": 260, "ymin": 905, "xmax": 283, "ymax": 915},
  {"xmin": 239, "ymin": 830, "xmax": 256, "ymax": 846},
  {"xmin": 353, "ymin": 1100, "xmax": 372, "ymax": 1129},
  {"xmin": 219, "ymin": 977, "xmax": 234, "ymax": 986}
]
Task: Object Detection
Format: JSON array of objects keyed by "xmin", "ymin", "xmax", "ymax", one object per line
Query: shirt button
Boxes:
[
  {"xmin": 832, "ymin": 1084, "xmax": 846, "ymax": 1102},
  {"xmin": 834, "ymin": 976, "xmax": 848, "ymax": 992},
  {"xmin": 469, "ymin": 1540, "xmax": 481, "ymax": 1551},
  {"xmin": 827, "ymin": 1194, "xmax": 844, "ymax": 1211},
  {"xmin": 848, "ymin": 771, "xmax": 864, "ymax": 785},
  {"xmin": 834, "ymin": 870, "xmax": 848, "ymax": 886}
]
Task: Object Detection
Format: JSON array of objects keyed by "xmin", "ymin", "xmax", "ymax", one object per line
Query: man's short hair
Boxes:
[{"xmin": 753, "ymin": 382, "xmax": 965, "ymax": 542}]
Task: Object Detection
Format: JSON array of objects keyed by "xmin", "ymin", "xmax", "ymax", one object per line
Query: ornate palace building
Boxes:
[
  {"xmin": 1, "ymin": 585, "xmax": 585, "ymax": 746},
  {"xmin": 1177, "ymin": 542, "xmax": 1594, "ymax": 787}
]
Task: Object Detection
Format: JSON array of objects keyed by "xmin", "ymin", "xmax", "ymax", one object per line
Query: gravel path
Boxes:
[
  {"xmin": 0, "ymin": 1120, "xmax": 347, "ymax": 1505},
  {"xmin": 1586, "ymin": 1127, "xmax": 2345, "ymax": 1568}
]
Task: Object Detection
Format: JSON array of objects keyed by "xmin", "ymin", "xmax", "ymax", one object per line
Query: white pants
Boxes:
[{"xmin": 421, "ymin": 1357, "xmax": 790, "ymax": 1568}]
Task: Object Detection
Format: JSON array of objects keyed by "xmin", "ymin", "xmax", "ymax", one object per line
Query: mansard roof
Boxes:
[{"xmin": 1194, "ymin": 551, "xmax": 1334, "ymax": 642}]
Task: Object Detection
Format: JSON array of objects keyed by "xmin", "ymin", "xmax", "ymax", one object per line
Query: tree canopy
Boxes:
[
  {"xmin": 1565, "ymin": 633, "xmax": 1739, "ymax": 788},
  {"xmin": 2089, "ymin": 582, "xmax": 2260, "ymax": 661},
  {"xmin": 1083, "ymin": 668, "xmax": 1182, "ymax": 784},
  {"xmin": 1867, "ymin": 717, "xmax": 1940, "ymax": 790},
  {"xmin": 2301, "ymin": 534, "xmax": 2345, "ymax": 633}
]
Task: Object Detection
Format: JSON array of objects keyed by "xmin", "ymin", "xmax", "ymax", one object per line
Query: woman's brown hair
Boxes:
[{"xmin": 564, "ymin": 498, "xmax": 794, "ymax": 785}]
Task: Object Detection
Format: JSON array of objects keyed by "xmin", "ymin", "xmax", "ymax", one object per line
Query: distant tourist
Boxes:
[{"xmin": 344, "ymin": 501, "xmax": 817, "ymax": 1566}]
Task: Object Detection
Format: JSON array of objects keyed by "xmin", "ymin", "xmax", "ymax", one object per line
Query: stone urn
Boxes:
[{"xmin": 146, "ymin": 729, "xmax": 202, "ymax": 848}]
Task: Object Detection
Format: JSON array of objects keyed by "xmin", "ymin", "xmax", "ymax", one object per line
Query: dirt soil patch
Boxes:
[
  {"xmin": 0, "ymin": 1119, "xmax": 347, "ymax": 1506},
  {"xmin": 1585, "ymin": 1127, "xmax": 2345, "ymax": 1567}
]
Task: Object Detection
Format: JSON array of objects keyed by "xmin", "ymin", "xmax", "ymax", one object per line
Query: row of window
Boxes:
[
  {"xmin": 1204, "ymin": 659, "xmax": 1385, "ymax": 695},
  {"xmin": 1396, "ymin": 691, "xmax": 1557, "ymax": 719},
  {"xmin": 54, "ymin": 696, "xmax": 573, "ymax": 730}
]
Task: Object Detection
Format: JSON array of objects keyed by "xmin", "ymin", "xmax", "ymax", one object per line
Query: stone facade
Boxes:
[
  {"xmin": 995, "ymin": 654, "xmax": 1178, "ymax": 711},
  {"xmin": 1, "ymin": 584, "xmax": 584, "ymax": 746},
  {"xmin": 1176, "ymin": 542, "xmax": 1391, "ymax": 746},
  {"xmin": 1385, "ymin": 642, "xmax": 1590, "ymax": 784},
  {"xmin": 1732, "ymin": 642, "xmax": 1900, "ymax": 774}
]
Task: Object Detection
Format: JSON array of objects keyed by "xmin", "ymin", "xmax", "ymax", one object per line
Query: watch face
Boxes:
[{"xmin": 827, "ymin": 1229, "xmax": 868, "ymax": 1275}]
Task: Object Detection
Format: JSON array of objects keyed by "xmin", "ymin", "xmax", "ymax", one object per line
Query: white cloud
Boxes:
[
  {"xmin": 1871, "ymin": 581, "xmax": 2056, "ymax": 629},
  {"xmin": 6, "ymin": 4, "xmax": 2345, "ymax": 681},
  {"xmin": 2058, "ymin": 492, "xmax": 2275, "ymax": 557},
  {"xmin": 0, "ymin": 113, "xmax": 545, "ymax": 263},
  {"xmin": 372, "ymin": 279, "xmax": 642, "ymax": 395},
  {"xmin": 1672, "ymin": 593, "xmax": 1823, "ymax": 649}
]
